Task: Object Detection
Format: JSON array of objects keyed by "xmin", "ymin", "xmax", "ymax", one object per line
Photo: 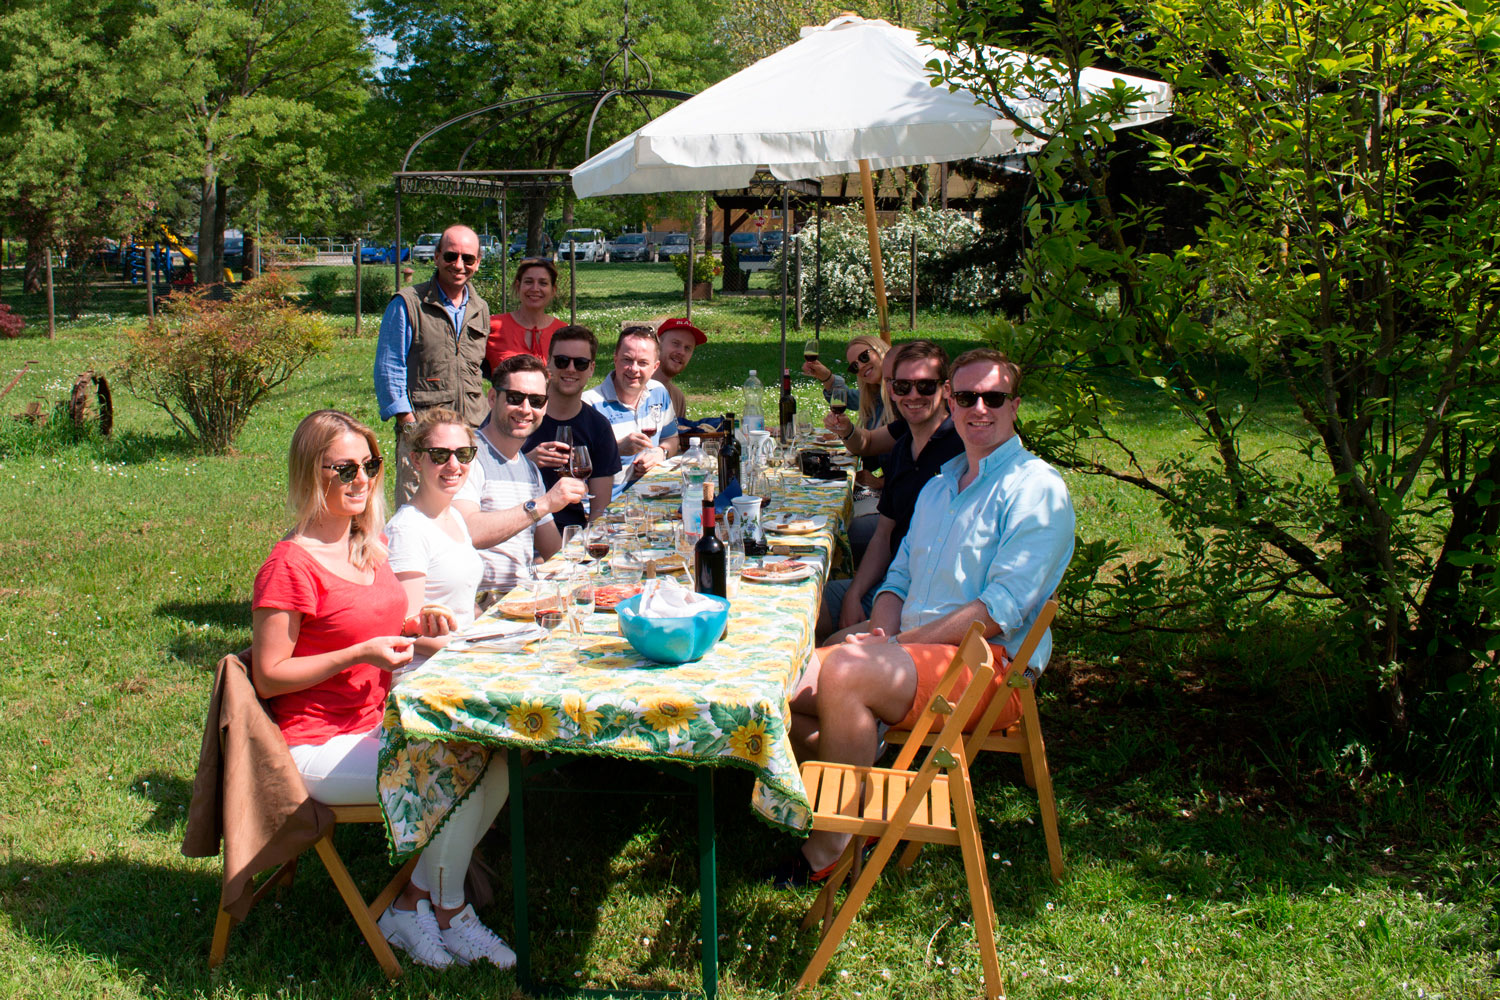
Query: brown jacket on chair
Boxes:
[{"xmin": 182, "ymin": 652, "xmax": 333, "ymax": 919}]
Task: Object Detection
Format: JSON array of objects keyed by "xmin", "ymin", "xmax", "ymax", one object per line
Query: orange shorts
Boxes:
[{"xmin": 814, "ymin": 641, "xmax": 1020, "ymax": 733}]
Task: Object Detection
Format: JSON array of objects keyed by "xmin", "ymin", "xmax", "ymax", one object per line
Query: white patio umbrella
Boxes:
[{"xmin": 572, "ymin": 13, "xmax": 1172, "ymax": 338}]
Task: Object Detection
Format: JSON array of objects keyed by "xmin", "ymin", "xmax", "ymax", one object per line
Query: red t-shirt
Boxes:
[
  {"xmin": 486, "ymin": 313, "xmax": 566, "ymax": 369},
  {"xmin": 252, "ymin": 539, "xmax": 406, "ymax": 747}
]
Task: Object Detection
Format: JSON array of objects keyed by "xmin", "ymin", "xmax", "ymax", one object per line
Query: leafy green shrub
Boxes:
[
  {"xmin": 671, "ymin": 247, "xmax": 721, "ymax": 287},
  {"xmin": 783, "ymin": 206, "xmax": 989, "ymax": 322},
  {"xmin": 359, "ymin": 269, "xmax": 392, "ymax": 314},
  {"xmin": 303, "ymin": 270, "xmax": 344, "ymax": 310},
  {"xmin": 121, "ymin": 271, "xmax": 332, "ymax": 454}
]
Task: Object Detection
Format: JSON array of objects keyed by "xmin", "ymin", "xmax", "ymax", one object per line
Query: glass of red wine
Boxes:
[
  {"xmin": 533, "ymin": 579, "xmax": 567, "ymax": 650},
  {"xmin": 829, "ymin": 381, "xmax": 849, "ymax": 417},
  {"xmin": 641, "ymin": 402, "xmax": 664, "ymax": 439},
  {"xmin": 569, "ymin": 444, "xmax": 593, "ymax": 480}
]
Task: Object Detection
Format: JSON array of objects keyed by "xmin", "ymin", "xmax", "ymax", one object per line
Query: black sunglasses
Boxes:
[
  {"xmin": 504, "ymin": 390, "xmax": 549, "ymax": 408},
  {"xmin": 846, "ymin": 349, "xmax": 872, "ymax": 374},
  {"xmin": 889, "ymin": 378, "xmax": 941, "ymax": 397},
  {"xmin": 552, "ymin": 354, "xmax": 593, "ymax": 371},
  {"xmin": 951, "ymin": 390, "xmax": 1014, "ymax": 409},
  {"xmin": 322, "ymin": 457, "xmax": 382, "ymax": 483},
  {"xmin": 442, "ymin": 250, "xmax": 478, "ymax": 266},
  {"xmin": 415, "ymin": 446, "xmax": 477, "ymax": 465}
]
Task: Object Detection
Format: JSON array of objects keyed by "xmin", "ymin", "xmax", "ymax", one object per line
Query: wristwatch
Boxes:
[{"xmin": 523, "ymin": 499, "xmax": 541, "ymax": 524}]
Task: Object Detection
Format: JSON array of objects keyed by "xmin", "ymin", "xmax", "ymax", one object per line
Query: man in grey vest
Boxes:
[{"xmin": 374, "ymin": 225, "xmax": 491, "ymax": 504}]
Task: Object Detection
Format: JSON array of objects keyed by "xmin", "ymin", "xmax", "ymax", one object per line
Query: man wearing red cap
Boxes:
[{"xmin": 653, "ymin": 317, "xmax": 706, "ymax": 436}]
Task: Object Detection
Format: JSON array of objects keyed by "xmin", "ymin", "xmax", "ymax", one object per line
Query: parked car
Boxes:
[
  {"xmin": 410, "ymin": 232, "xmax": 444, "ymax": 262},
  {"xmin": 728, "ymin": 232, "xmax": 762, "ymax": 253},
  {"xmin": 360, "ymin": 243, "xmax": 410, "ymax": 264},
  {"xmin": 476, "ymin": 233, "xmax": 502, "ymax": 256},
  {"xmin": 557, "ymin": 228, "xmax": 608, "ymax": 262},
  {"xmin": 508, "ymin": 233, "xmax": 554, "ymax": 259},
  {"xmin": 607, "ymin": 232, "xmax": 651, "ymax": 261},
  {"xmin": 658, "ymin": 233, "xmax": 692, "ymax": 258},
  {"xmin": 761, "ymin": 230, "xmax": 786, "ymax": 252}
]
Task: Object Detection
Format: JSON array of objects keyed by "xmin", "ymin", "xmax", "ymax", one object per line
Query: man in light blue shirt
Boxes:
[
  {"xmin": 774, "ymin": 347, "xmax": 1075, "ymax": 886},
  {"xmin": 373, "ymin": 225, "xmax": 490, "ymax": 504},
  {"xmin": 581, "ymin": 326, "xmax": 679, "ymax": 497}
]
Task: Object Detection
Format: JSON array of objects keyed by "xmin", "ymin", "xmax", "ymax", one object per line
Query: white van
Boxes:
[{"xmin": 557, "ymin": 228, "xmax": 608, "ymax": 262}]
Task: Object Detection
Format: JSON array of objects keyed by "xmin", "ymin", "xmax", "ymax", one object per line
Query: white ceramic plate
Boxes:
[
  {"xmin": 741, "ymin": 560, "xmax": 816, "ymax": 583},
  {"xmin": 637, "ymin": 483, "xmax": 680, "ymax": 499},
  {"xmin": 764, "ymin": 513, "xmax": 828, "ymax": 535}
]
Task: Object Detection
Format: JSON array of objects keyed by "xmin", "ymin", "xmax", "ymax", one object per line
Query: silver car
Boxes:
[
  {"xmin": 409, "ymin": 232, "xmax": 444, "ymax": 262},
  {"xmin": 607, "ymin": 232, "xmax": 651, "ymax": 261}
]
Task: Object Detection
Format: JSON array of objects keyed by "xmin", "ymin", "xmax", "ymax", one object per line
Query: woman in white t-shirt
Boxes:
[{"xmin": 386, "ymin": 408, "xmax": 485, "ymax": 672}]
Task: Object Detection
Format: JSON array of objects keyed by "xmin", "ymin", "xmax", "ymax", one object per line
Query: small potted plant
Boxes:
[{"xmin": 672, "ymin": 248, "xmax": 721, "ymax": 300}]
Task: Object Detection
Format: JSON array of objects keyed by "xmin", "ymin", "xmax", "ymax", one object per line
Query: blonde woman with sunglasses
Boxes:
[
  {"xmin": 386, "ymin": 407, "xmax": 485, "ymax": 673},
  {"xmin": 251, "ymin": 409, "xmax": 515, "ymax": 971}
]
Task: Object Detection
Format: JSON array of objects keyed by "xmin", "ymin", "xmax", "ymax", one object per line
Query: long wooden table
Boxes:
[{"xmin": 377, "ymin": 463, "xmax": 852, "ymax": 996}]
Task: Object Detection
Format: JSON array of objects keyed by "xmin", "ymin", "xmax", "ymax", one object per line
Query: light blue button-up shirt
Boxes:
[
  {"xmin": 876, "ymin": 435, "xmax": 1075, "ymax": 671},
  {"xmin": 581, "ymin": 373, "xmax": 677, "ymax": 498},
  {"xmin": 372, "ymin": 279, "xmax": 470, "ymax": 421}
]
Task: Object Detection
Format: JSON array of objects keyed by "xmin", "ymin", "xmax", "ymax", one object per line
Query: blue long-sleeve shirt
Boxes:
[
  {"xmin": 877, "ymin": 435, "xmax": 1075, "ymax": 671},
  {"xmin": 372, "ymin": 282, "xmax": 470, "ymax": 421}
]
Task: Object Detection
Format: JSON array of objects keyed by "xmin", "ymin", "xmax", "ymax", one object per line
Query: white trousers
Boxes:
[{"xmin": 289, "ymin": 728, "xmax": 508, "ymax": 909}]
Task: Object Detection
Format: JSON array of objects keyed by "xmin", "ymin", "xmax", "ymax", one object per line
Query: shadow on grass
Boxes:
[
  {"xmin": 156, "ymin": 600, "xmax": 250, "ymax": 631},
  {"xmin": 131, "ymin": 769, "xmax": 196, "ymax": 833}
]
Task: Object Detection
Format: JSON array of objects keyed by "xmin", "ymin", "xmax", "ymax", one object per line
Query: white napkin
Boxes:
[{"xmin": 638, "ymin": 579, "xmax": 719, "ymax": 618}]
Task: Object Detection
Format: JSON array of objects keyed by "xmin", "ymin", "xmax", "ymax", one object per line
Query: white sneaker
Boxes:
[
  {"xmin": 441, "ymin": 904, "xmax": 517, "ymax": 969},
  {"xmin": 377, "ymin": 898, "xmax": 455, "ymax": 970}
]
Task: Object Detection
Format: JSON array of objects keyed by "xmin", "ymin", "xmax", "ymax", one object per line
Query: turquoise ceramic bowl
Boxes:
[{"xmin": 615, "ymin": 594, "xmax": 731, "ymax": 665}]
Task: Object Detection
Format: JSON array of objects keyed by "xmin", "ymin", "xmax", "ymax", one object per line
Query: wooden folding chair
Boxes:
[
  {"xmin": 884, "ymin": 599, "xmax": 1064, "ymax": 880},
  {"xmin": 796, "ymin": 623, "xmax": 1007, "ymax": 998},
  {"xmin": 209, "ymin": 805, "xmax": 419, "ymax": 978}
]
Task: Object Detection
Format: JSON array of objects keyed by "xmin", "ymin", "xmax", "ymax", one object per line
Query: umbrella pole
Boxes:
[{"xmin": 859, "ymin": 159, "xmax": 891, "ymax": 342}]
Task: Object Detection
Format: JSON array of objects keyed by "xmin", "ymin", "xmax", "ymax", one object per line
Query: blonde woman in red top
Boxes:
[
  {"xmin": 485, "ymin": 257, "xmax": 565, "ymax": 368},
  {"xmin": 251, "ymin": 409, "xmax": 513, "ymax": 971}
]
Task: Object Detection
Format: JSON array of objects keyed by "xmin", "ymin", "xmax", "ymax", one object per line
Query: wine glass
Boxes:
[
  {"xmin": 803, "ymin": 338, "xmax": 820, "ymax": 366},
  {"xmin": 559, "ymin": 524, "xmax": 582, "ymax": 564},
  {"xmin": 829, "ymin": 381, "xmax": 849, "ymax": 417},
  {"xmin": 642, "ymin": 402, "xmax": 665, "ymax": 441},
  {"xmin": 569, "ymin": 564, "xmax": 595, "ymax": 635},
  {"xmin": 532, "ymin": 579, "xmax": 567, "ymax": 648},
  {"xmin": 569, "ymin": 444, "xmax": 593, "ymax": 481},
  {"xmin": 585, "ymin": 522, "xmax": 613, "ymax": 568},
  {"xmin": 555, "ymin": 425, "xmax": 574, "ymax": 448}
]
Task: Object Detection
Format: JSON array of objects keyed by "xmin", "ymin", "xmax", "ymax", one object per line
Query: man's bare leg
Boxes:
[{"xmin": 798, "ymin": 641, "xmax": 918, "ymax": 871}]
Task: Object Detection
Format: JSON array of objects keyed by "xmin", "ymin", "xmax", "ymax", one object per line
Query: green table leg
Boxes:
[
  {"xmin": 697, "ymin": 768, "xmax": 717, "ymax": 1000},
  {"xmin": 509, "ymin": 748, "xmax": 531, "ymax": 991}
]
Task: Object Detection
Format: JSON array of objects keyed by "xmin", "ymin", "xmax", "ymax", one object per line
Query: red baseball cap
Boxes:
[{"xmin": 657, "ymin": 317, "xmax": 707, "ymax": 346}]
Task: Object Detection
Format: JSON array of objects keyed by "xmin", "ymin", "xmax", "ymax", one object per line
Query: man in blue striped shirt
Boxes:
[{"xmin": 776, "ymin": 347, "xmax": 1075, "ymax": 886}]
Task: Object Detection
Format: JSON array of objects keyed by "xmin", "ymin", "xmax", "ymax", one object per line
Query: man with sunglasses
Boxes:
[
  {"xmin": 522, "ymin": 325, "xmax": 622, "ymax": 531},
  {"xmin": 582, "ymin": 326, "xmax": 679, "ymax": 497},
  {"xmin": 776, "ymin": 348, "xmax": 1074, "ymax": 886},
  {"xmin": 374, "ymin": 224, "xmax": 490, "ymax": 505},
  {"xmin": 453, "ymin": 355, "xmax": 587, "ymax": 597},
  {"xmin": 817, "ymin": 341, "xmax": 965, "ymax": 641}
]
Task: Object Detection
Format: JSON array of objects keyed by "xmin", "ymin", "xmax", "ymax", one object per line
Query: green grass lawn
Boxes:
[{"xmin": 0, "ymin": 287, "xmax": 1495, "ymax": 999}]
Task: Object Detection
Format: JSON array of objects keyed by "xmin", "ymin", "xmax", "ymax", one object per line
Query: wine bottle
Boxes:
[
  {"xmin": 694, "ymin": 482, "xmax": 727, "ymax": 598},
  {"xmin": 718, "ymin": 412, "xmax": 741, "ymax": 493},
  {"xmin": 778, "ymin": 369, "xmax": 796, "ymax": 441}
]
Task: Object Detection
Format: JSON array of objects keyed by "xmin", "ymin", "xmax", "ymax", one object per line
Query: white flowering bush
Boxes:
[{"xmin": 777, "ymin": 206, "xmax": 992, "ymax": 322}]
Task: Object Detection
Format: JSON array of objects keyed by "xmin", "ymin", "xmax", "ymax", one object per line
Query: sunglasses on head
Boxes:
[
  {"xmin": 552, "ymin": 354, "xmax": 593, "ymax": 371},
  {"xmin": 846, "ymin": 349, "xmax": 872, "ymax": 374},
  {"xmin": 951, "ymin": 390, "xmax": 1014, "ymax": 409},
  {"xmin": 415, "ymin": 446, "xmax": 477, "ymax": 465},
  {"xmin": 504, "ymin": 390, "xmax": 549, "ymax": 408},
  {"xmin": 442, "ymin": 250, "xmax": 478, "ymax": 266},
  {"xmin": 322, "ymin": 457, "xmax": 382, "ymax": 483},
  {"xmin": 890, "ymin": 378, "xmax": 941, "ymax": 397}
]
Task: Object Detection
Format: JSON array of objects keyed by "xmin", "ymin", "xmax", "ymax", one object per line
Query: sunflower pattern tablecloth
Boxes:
[{"xmin": 378, "ymin": 466, "xmax": 853, "ymax": 861}]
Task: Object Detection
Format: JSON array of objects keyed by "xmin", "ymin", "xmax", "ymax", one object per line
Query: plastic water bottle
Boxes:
[
  {"xmin": 680, "ymin": 437, "xmax": 712, "ymax": 542},
  {"xmin": 742, "ymin": 370, "xmax": 765, "ymax": 433}
]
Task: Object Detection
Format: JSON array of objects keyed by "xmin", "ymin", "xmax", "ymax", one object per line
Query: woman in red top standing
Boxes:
[
  {"xmin": 485, "ymin": 257, "xmax": 565, "ymax": 368},
  {"xmin": 251, "ymin": 410, "xmax": 514, "ymax": 971}
]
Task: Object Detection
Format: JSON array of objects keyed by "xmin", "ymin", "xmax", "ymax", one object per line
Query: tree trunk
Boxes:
[
  {"xmin": 525, "ymin": 194, "xmax": 547, "ymax": 255},
  {"xmin": 197, "ymin": 158, "xmax": 218, "ymax": 285},
  {"xmin": 209, "ymin": 176, "xmax": 228, "ymax": 283}
]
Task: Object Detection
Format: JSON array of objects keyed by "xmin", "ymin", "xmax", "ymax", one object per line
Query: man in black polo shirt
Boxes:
[
  {"xmin": 523, "ymin": 325, "xmax": 623, "ymax": 531},
  {"xmin": 817, "ymin": 340, "xmax": 965, "ymax": 641}
]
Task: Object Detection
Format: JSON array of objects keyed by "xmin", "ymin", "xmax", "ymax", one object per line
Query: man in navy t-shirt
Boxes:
[{"xmin": 523, "ymin": 325, "xmax": 623, "ymax": 531}]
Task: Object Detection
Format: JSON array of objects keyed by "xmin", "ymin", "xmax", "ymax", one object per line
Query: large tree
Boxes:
[
  {"xmin": 120, "ymin": 0, "xmax": 372, "ymax": 283},
  {"xmin": 927, "ymin": 0, "xmax": 1500, "ymax": 758},
  {"xmin": 0, "ymin": 0, "xmax": 166, "ymax": 291},
  {"xmin": 365, "ymin": 0, "xmax": 734, "ymax": 246}
]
